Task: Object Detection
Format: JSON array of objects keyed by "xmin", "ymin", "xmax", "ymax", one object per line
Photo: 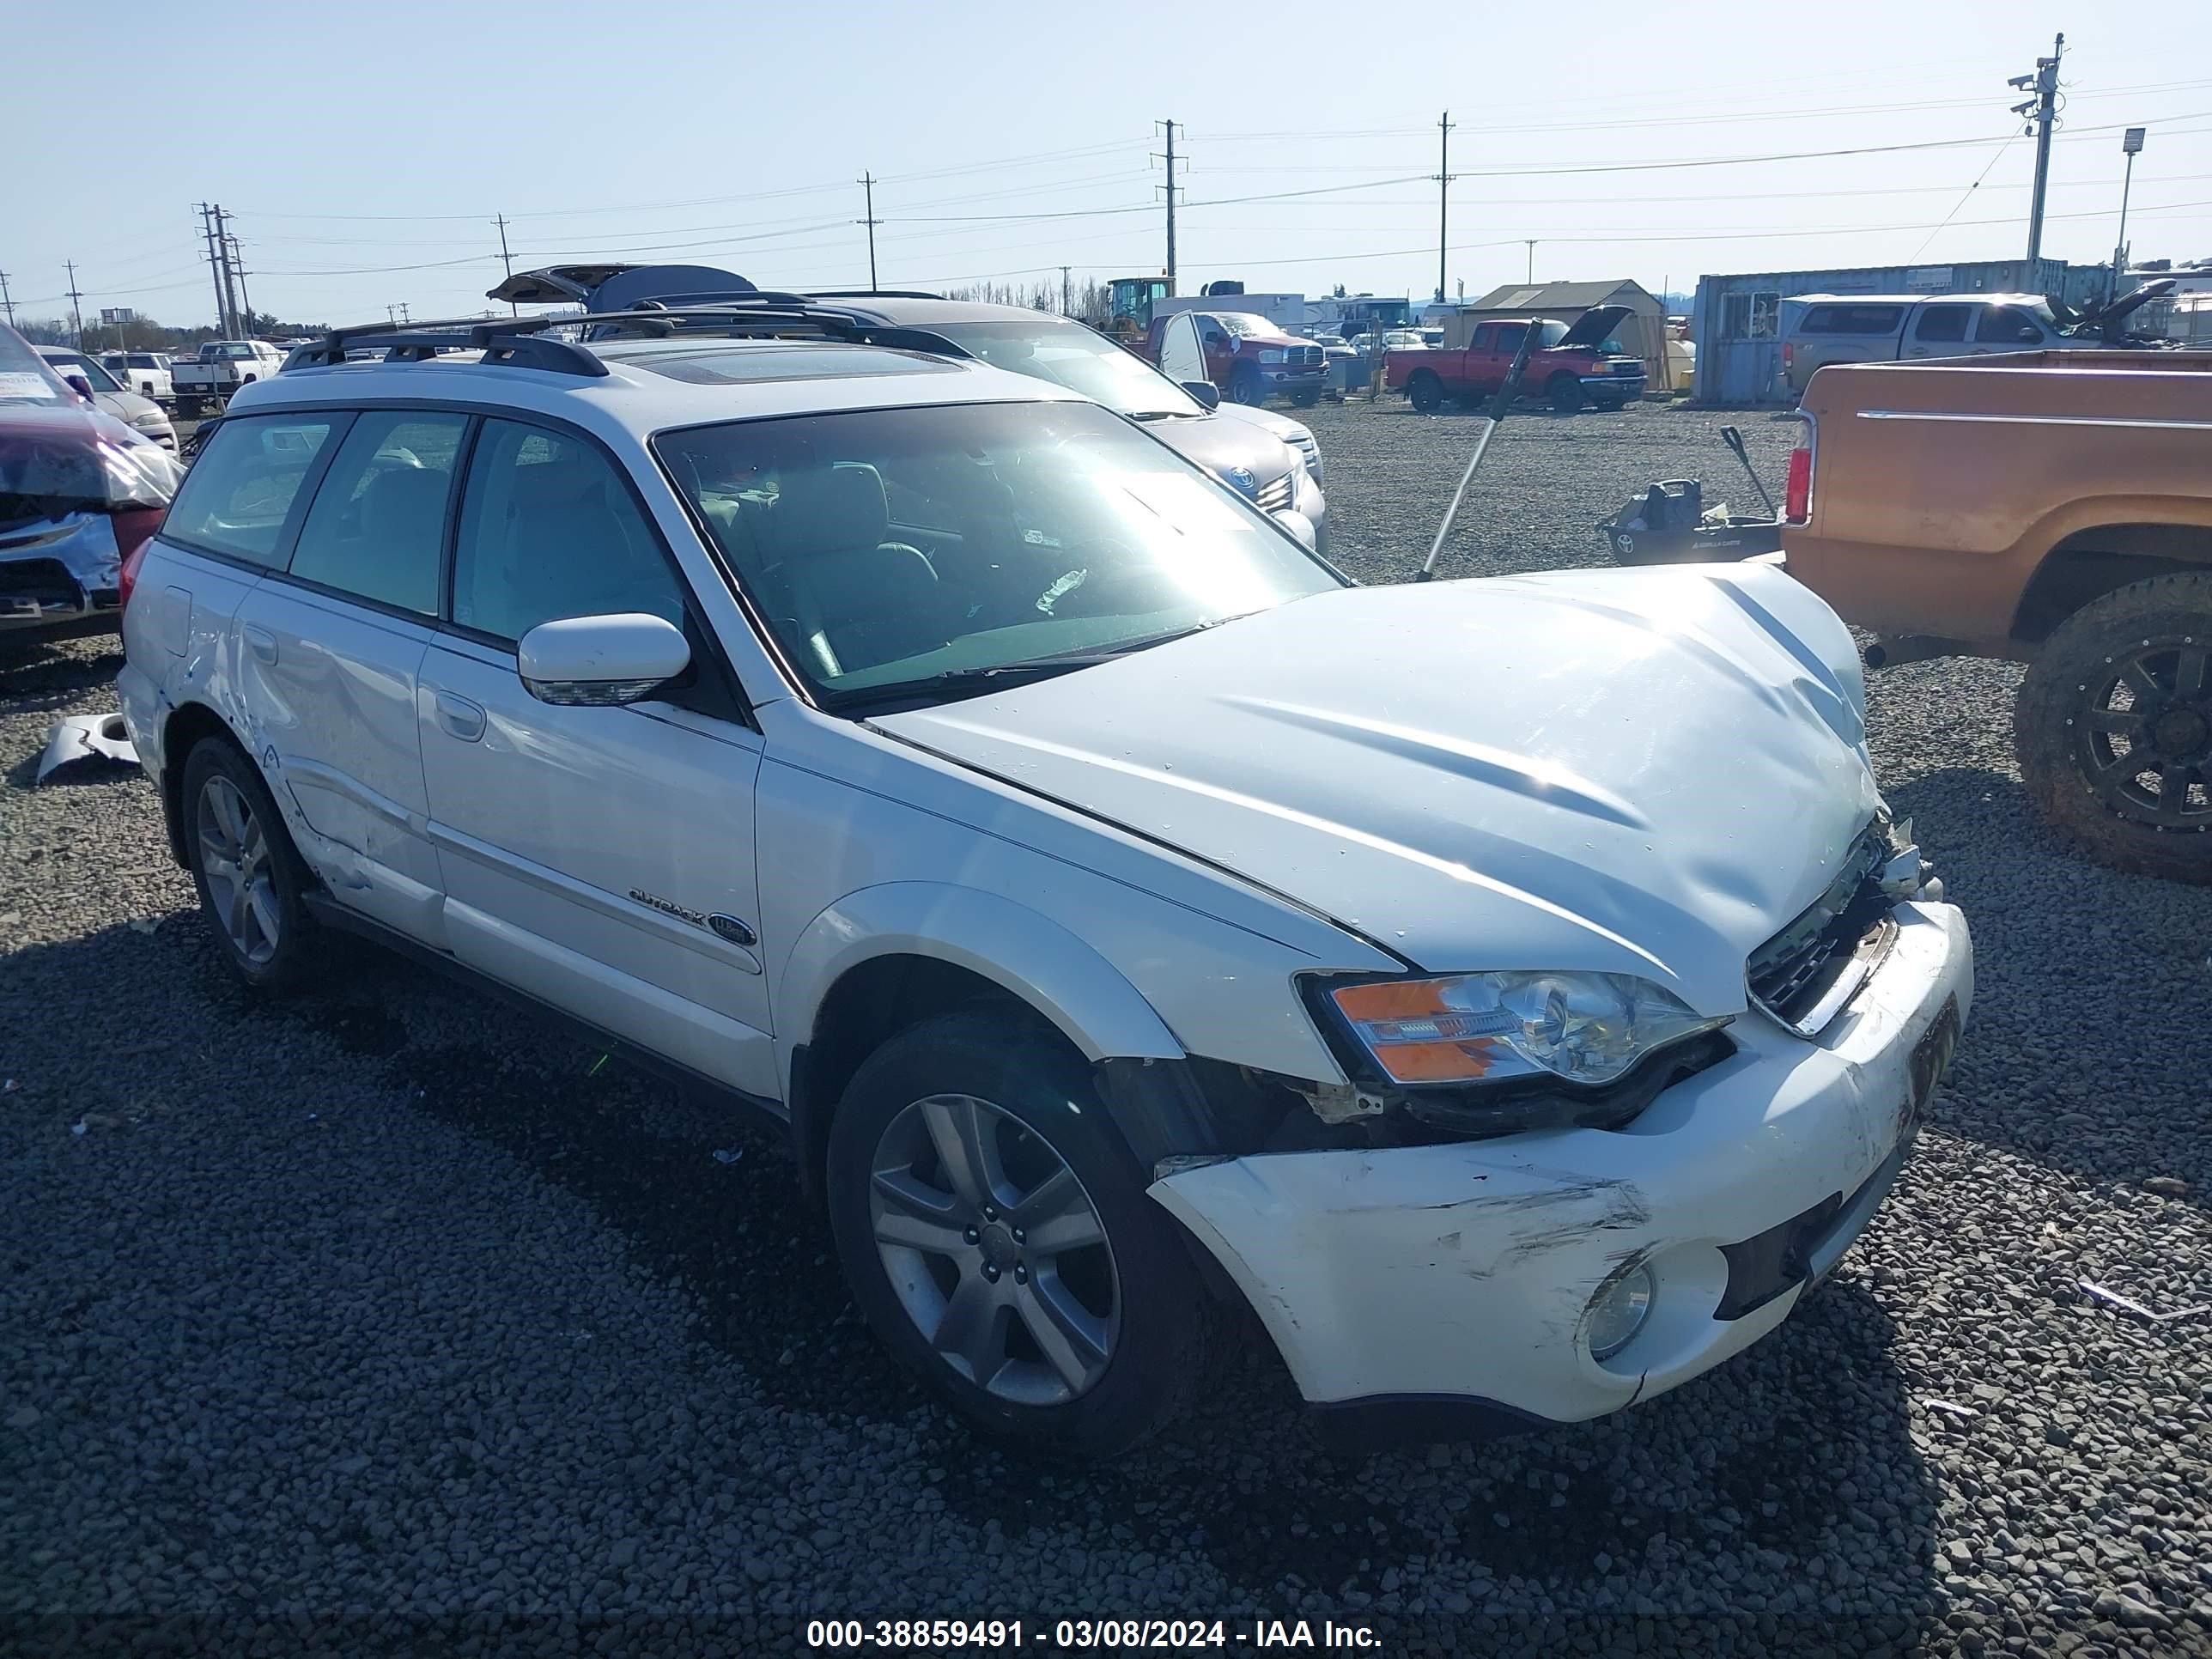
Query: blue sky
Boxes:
[{"xmin": 9, "ymin": 0, "xmax": 2211, "ymax": 331}]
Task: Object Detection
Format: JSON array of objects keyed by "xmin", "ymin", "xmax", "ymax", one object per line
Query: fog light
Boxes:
[{"xmin": 1585, "ymin": 1264, "xmax": 1656, "ymax": 1360}]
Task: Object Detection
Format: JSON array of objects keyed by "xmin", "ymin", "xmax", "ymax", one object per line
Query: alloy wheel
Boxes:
[
  {"xmin": 2070, "ymin": 637, "xmax": 2212, "ymax": 831},
  {"xmin": 868, "ymin": 1092, "xmax": 1121, "ymax": 1407},
  {"xmin": 196, "ymin": 775, "xmax": 282, "ymax": 964}
]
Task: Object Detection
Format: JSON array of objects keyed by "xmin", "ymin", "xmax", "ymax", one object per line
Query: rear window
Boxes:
[
  {"xmin": 1798, "ymin": 304, "xmax": 1906, "ymax": 335},
  {"xmin": 163, "ymin": 414, "xmax": 346, "ymax": 567}
]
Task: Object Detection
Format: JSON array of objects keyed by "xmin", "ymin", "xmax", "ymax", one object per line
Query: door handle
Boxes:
[
  {"xmin": 434, "ymin": 691, "xmax": 487, "ymax": 743},
  {"xmin": 243, "ymin": 623, "xmax": 277, "ymax": 665}
]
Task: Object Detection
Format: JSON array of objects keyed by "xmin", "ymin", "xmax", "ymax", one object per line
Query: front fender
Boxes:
[{"xmin": 774, "ymin": 881, "xmax": 1185, "ymax": 1096}]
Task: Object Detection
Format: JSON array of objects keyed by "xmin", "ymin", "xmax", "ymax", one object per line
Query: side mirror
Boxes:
[
  {"xmin": 517, "ymin": 612, "xmax": 690, "ymax": 707},
  {"xmin": 64, "ymin": 374, "xmax": 95, "ymax": 400},
  {"xmin": 1181, "ymin": 380, "xmax": 1221, "ymax": 410},
  {"xmin": 1203, "ymin": 331, "xmax": 1229, "ymax": 350},
  {"xmin": 1269, "ymin": 508, "xmax": 1316, "ymax": 550},
  {"xmin": 2017, "ymin": 325, "xmax": 2041, "ymax": 343}
]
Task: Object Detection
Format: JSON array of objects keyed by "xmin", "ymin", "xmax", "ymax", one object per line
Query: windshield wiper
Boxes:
[{"xmin": 822, "ymin": 617, "xmax": 1255, "ymax": 713}]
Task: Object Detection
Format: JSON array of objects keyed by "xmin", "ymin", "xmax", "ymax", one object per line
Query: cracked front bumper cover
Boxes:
[
  {"xmin": 0, "ymin": 511, "xmax": 123, "ymax": 629},
  {"xmin": 1147, "ymin": 901, "xmax": 1972, "ymax": 1430}
]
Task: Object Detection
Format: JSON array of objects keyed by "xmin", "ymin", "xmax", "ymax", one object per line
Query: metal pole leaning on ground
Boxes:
[{"xmin": 1416, "ymin": 319, "xmax": 1547, "ymax": 582}]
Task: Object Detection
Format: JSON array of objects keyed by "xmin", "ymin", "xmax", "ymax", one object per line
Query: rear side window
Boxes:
[
  {"xmin": 287, "ymin": 411, "xmax": 468, "ymax": 615},
  {"xmin": 1799, "ymin": 304, "xmax": 1905, "ymax": 335},
  {"xmin": 1913, "ymin": 306, "xmax": 1973, "ymax": 343},
  {"xmin": 163, "ymin": 414, "xmax": 345, "ymax": 567},
  {"xmin": 452, "ymin": 419, "xmax": 684, "ymax": 642}
]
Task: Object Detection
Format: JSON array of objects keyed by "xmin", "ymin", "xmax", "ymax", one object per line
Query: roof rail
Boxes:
[
  {"xmin": 286, "ymin": 318, "xmax": 606, "ymax": 377},
  {"xmin": 806, "ymin": 289, "xmax": 945, "ymax": 301},
  {"xmin": 283, "ymin": 300, "xmax": 966, "ymax": 380}
]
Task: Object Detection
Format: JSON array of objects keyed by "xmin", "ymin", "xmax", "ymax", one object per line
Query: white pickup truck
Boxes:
[{"xmin": 170, "ymin": 340, "xmax": 287, "ymax": 415}]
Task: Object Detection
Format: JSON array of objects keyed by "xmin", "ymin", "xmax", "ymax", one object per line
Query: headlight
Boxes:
[
  {"xmin": 131, "ymin": 409, "xmax": 168, "ymax": 430},
  {"xmin": 1327, "ymin": 972, "xmax": 1726, "ymax": 1086},
  {"xmin": 1257, "ymin": 348, "xmax": 1285, "ymax": 365}
]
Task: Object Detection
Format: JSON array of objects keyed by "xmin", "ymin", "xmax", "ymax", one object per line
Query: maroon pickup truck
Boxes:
[
  {"xmin": 1144, "ymin": 310, "xmax": 1328, "ymax": 406},
  {"xmin": 1388, "ymin": 306, "xmax": 1646, "ymax": 413}
]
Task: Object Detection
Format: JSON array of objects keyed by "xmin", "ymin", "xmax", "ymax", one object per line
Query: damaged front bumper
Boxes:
[
  {"xmin": 0, "ymin": 511, "xmax": 125, "ymax": 631},
  {"xmin": 1148, "ymin": 900, "xmax": 1972, "ymax": 1438}
]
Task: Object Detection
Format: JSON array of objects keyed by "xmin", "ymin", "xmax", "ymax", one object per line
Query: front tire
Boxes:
[
  {"xmin": 825, "ymin": 1009, "xmax": 1211, "ymax": 1457},
  {"xmin": 1227, "ymin": 367, "xmax": 1265, "ymax": 406},
  {"xmin": 180, "ymin": 738, "xmax": 321, "ymax": 989},
  {"xmin": 1407, "ymin": 369, "xmax": 1443, "ymax": 414},
  {"xmin": 2015, "ymin": 572, "xmax": 2212, "ymax": 884},
  {"xmin": 1547, "ymin": 373, "xmax": 1585, "ymax": 412}
]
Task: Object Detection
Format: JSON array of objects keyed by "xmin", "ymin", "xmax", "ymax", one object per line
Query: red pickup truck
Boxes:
[
  {"xmin": 1388, "ymin": 305, "xmax": 1646, "ymax": 413},
  {"xmin": 1145, "ymin": 309, "xmax": 1328, "ymax": 406}
]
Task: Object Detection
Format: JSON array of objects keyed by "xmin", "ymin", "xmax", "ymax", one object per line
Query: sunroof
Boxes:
[{"xmin": 611, "ymin": 343, "xmax": 959, "ymax": 385}]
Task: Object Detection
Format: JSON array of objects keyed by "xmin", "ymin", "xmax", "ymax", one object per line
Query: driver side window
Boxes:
[{"xmin": 452, "ymin": 419, "xmax": 686, "ymax": 643}]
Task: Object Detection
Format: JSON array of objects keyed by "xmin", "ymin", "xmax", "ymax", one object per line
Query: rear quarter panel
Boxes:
[{"xmin": 1784, "ymin": 356, "xmax": 2212, "ymax": 642}]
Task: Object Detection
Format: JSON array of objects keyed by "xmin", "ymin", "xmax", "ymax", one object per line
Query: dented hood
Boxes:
[{"xmin": 873, "ymin": 565, "xmax": 1878, "ymax": 1017}]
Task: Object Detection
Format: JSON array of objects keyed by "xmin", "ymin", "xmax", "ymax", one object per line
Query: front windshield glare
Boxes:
[
  {"xmin": 657, "ymin": 400, "xmax": 1340, "ymax": 704},
  {"xmin": 929, "ymin": 321, "xmax": 1201, "ymax": 417}
]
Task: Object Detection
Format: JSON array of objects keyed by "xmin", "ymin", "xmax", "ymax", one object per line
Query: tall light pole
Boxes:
[{"xmin": 2111, "ymin": 127, "xmax": 2146, "ymax": 305}]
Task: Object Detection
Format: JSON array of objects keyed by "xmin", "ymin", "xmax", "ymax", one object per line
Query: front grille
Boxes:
[
  {"xmin": 1255, "ymin": 471, "xmax": 1297, "ymax": 512},
  {"xmin": 1747, "ymin": 822, "xmax": 1893, "ymax": 1033},
  {"xmin": 1285, "ymin": 345, "xmax": 1322, "ymax": 369},
  {"xmin": 1613, "ymin": 362, "xmax": 1644, "ymax": 376}
]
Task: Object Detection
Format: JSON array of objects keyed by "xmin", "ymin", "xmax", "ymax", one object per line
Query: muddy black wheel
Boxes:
[
  {"xmin": 824, "ymin": 1009, "xmax": 1212, "ymax": 1457},
  {"xmin": 1407, "ymin": 370, "xmax": 1443, "ymax": 414},
  {"xmin": 1227, "ymin": 367, "xmax": 1265, "ymax": 406},
  {"xmin": 1547, "ymin": 373, "xmax": 1585, "ymax": 412},
  {"xmin": 2017, "ymin": 572, "xmax": 2212, "ymax": 884}
]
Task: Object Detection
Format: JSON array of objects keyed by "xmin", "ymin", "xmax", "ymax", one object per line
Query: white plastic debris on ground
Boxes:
[{"xmin": 36, "ymin": 712, "xmax": 137, "ymax": 783}]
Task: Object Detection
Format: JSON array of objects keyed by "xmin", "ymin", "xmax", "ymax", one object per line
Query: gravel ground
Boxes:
[{"xmin": 3, "ymin": 399, "xmax": 2210, "ymax": 1657}]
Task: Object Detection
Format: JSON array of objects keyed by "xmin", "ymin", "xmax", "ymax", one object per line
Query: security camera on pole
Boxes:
[
  {"xmin": 2008, "ymin": 34, "xmax": 2063, "ymax": 278},
  {"xmin": 2111, "ymin": 127, "xmax": 2146, "ymax": 305}
]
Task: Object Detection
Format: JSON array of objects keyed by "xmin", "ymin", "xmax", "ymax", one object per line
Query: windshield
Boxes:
[
  {"xmin": 1214, "ymin": 313, "xmax": 1281, "ymax": 340},
  {"xmin": 656, "ymin": 399, "xmax": 1340, "ymax": 708},
  {"xmin": 43, "ymin": 350, "xmax": 122, "ymax": 393},
  {"xmin": 1535, "ymin": 321, "xmax": 1571, "ymax": 348},
  {"xmin": 0, "ymin": 329, "xmax": 70, "ymax": 406},
  {"xmin": 925, "ymin": 320, "xmax": 1204, "ymax": 418}
]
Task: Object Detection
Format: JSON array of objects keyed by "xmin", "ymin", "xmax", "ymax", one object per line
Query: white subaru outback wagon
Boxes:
[{"xmin": 119, "ymin": 310, "xmax": 1972, "ymax": 1456}]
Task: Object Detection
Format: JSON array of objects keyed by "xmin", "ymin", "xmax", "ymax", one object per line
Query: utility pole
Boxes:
[
  {"xmin": 495, "ymin": 213, "xmax": 517, "ymax": 313},
  {"xmin": 1154, "ymin": 120, "xmax": 1181, "ymax": 294},
  {"xmin": 1434, "ymin": 111, "xmax": 1455, "ymax": 304},
  {"xmin": 0, "ymin": 270, "xmax": 15, "ymax": 328},
  {"xmin": 856, "ymin": 174, "xmax": 881, "ymax": 289},
  {"xmin": 1060, "ymin": 265, "xmax": 1072, "ymax": 316},
  {"xmin": 227, "ymin": 233, "xmax": 256, "ymax": 335},
  {"xmin": 64, "ymin": 261, "xmax": 86, "ymax": 346},
  {"xmin": 198, "ymin": 204, "xmax": 232, "ymax": 337},
  {"xmin": 1524, "ymin": 240, "xmax": 1537, "ymax": 283},
  {"xmin": 2009, "ymin": 33, "xmax": 2064, "ymax": 276},
  {"xmin": 211, "ymin": 205, "xmax": 241, "ymax": 338}
]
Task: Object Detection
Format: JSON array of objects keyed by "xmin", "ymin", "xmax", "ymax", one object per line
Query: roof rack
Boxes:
[
  {"xmin": 283, "ymin": 301, "xmax": 958, "ymax": 380},
  {"xmin": 805, "ymin": 289, "xmax": 945, "ymax": 301}
]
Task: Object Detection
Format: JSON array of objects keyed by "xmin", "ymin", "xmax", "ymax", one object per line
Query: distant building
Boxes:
[{"xmin": 1690, "ymin": 258, "xmax": 2118, "ymax": 403}]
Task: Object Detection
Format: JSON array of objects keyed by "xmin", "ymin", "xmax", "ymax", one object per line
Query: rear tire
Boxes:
[
  {"xmin": 1407, "ymin": 370, "xmax": 1443, "ymax": 414},
  {"xmin": 179, "ymin": 737, "xmax": 321, "ymax": 990},
  {"xmin": 1547, "ymin": 373, "xmax": 1585, "ymax": 412},
  {"xmin": 824, "ymin": 1008, "xmax": 1212, "ymax": 1458},
  {"xmin": 2015, "ymin": 572, "xmax": 2212, "ymax": 884}
]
